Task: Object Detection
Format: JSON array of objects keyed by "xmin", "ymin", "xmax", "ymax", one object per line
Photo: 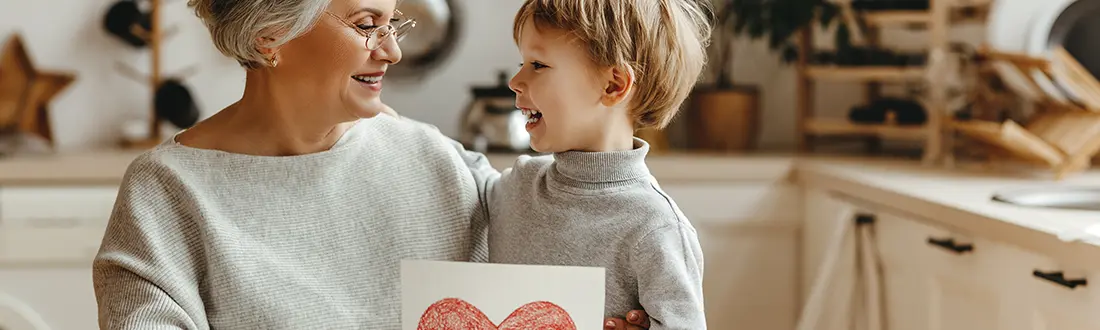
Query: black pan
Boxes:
[{"xmin": 155, "ymin": 79, "xmax": 200, "ymax": 129}]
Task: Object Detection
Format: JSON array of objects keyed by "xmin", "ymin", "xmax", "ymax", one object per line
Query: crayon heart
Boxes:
[{"xmin": 417, "ymin": 297, "xmax": 577, "ymax": 330}]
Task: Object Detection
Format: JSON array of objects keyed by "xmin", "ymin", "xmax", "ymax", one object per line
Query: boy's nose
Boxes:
[{"xmin": 508, "ymin": 74, "xmax": 524, "ymax": 94}]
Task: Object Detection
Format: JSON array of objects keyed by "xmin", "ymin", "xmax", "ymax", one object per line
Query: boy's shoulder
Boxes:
[
  {"xmin": 628, "ymin": 180, "xmax": 692, "ymax": 228},
  {"xmin": 505, "ymin": 154, "xmax": 555, "ymax": 175}
]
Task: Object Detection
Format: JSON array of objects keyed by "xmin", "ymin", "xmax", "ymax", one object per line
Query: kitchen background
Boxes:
[
  {"xmin": 7, "ymin": 0, "xmax": 1100, "ymax": 329},
  {"xmin": 0, "ymin": 0, "xmax": 986, "ymax": 152}
]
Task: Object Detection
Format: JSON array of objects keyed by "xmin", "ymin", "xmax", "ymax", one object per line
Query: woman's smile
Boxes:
[{"xmin": 352, "ymin": 71, "xmax": 385, "ymax": 92}]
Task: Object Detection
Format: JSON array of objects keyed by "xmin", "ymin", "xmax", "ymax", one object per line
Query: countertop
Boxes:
[{"xmin": 796, "ymin": 158, "xmax": 1100, "ymax": 266}]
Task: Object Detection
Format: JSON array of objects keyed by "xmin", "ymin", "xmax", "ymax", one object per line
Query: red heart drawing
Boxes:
[{"xmin": 416, "ymin": 297, "xmax": 577, "ymax": 330}]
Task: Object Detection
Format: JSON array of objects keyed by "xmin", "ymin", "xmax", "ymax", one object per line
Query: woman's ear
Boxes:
[
  {"xmin": 600, "ymin": 65, "xmax": 635, "ymax": 107},
  {"xmin": 255, "ymin": 37, "xmax": 278, "ymax": 55}
]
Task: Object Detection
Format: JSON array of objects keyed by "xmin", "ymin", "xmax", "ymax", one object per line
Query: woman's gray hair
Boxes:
[{"xmin": 187, "ymin": 0, "xmax": 331, "ymax": 69}]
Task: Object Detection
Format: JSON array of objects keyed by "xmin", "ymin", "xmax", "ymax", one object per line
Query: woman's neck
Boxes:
[{"xmin": 179, "ymin": 71, "xmax": 358, "ymax": 157}]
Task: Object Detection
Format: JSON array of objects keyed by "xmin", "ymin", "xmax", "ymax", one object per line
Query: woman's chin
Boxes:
[{"xmin": 344, "ymin": 98, "xmax": 388, "ymax": 119}]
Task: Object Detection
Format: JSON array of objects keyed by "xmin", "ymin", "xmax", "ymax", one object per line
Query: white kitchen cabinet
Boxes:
[
  {"xmin": 873, "ymin": 210, "xmax": 1008, "ymax": 330},
  {"xmin": 803, "ymin": 187, "xmax": 1100, "ymax": 330},
  {"xmin": 799, "ymin": 188, "xmax": 859, "ymax": 330},
  {"xmin": 0, "ymin": 267, "xmax": 99, "ymax": 330},
  {"xmin": 985, "ymin": 238, "xmax": 1100, "ymax": 330},
  {"xmin": 0, "ymin": 185, "xmax": 119, "ymax": 228},
  {"xmin": 661, "ymin": 177, "xmax": 801, "ymax": 330}
]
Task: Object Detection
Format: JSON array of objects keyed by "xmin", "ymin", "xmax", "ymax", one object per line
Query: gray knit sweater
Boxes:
[
  {"xmin": 92, "ymin": 116, "xmax": 497, "ymax": 329},
  {"xmin": 486, "ymin": 138, "xmax": 707, "ymax": 330}
]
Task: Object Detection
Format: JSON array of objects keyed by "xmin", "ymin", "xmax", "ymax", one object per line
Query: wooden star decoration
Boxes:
[{"xmin": 0, "ymin": 34, "xmax": 75, "ymax": 146}]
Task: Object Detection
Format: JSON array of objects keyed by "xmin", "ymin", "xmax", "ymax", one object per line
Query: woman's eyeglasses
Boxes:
[{"xmin": 325, "ymin": 9, "xmax": 416, "ymax": 51}]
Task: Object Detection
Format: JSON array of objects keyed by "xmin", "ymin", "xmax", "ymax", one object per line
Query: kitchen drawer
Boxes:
[
  {"xmin": 0, "ymin": 186, "xmax": 119, "ymax": 228},
  {"xmin": 976, "ymin": 237, "xmax": 1100, "ymax": 328},
  {"xmin": 0, "ymin": 228, "xmax": 104, "ymax": 265},
  {"xmin": 660, "ymin": 184, "xmax": 801, "ymax": 222},
  {"xmin": 873, "ymin": 209, "xmax": 981, "ymax": 271},
  {"xmin": 986, "ymin": 237, "xmax": 1100, "ymax": 301}
]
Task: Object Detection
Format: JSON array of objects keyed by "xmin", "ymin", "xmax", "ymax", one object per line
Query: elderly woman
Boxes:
[{"xmin": 92, "ymin": 0, "xmax": 652, "ymax": 329}]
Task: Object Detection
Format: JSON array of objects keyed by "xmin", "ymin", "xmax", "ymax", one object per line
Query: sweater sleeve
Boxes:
[
  {"xmin": 440, "ymin": 134, "xmax": 501, "ymax": 263},
  {"xmin": 632, "ymin": 222, "xmax": 707, "ymax": 330},
  {"xmin": 397, "ymin": 116, "xmax": 502, "ymax": 262},
  {"xmin": 92, "ymin": 156, "xmax": 208, "ymax": 330}
]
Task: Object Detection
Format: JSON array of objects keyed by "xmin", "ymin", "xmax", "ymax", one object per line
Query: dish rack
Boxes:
[{"xmin": 952, "ymin": 47, "xmax": 1100, "ymax": 180}]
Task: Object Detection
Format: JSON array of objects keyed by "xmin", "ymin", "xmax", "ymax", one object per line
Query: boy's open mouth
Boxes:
[{"xmin": 522, "ymin": 108, "xmax": 542, "ymax": 124}]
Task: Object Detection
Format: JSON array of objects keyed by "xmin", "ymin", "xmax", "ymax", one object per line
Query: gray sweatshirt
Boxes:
[{"xmin": 486, "ymin": 138, "xmax": 707, "ymax": 330}]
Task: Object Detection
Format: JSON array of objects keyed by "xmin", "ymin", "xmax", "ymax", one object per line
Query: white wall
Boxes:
[{"xmin": 0, "ymin": 0, "xmax": 984, "ymax": 151}]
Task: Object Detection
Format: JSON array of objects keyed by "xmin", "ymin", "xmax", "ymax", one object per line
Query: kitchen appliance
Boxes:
[
  {"xmin": 389, "ymin": 0, "xmax": 461, "ymax": 79},
  {"xmin": 458, "ymin": 71, "xmax": 531, "ymax": 153}
]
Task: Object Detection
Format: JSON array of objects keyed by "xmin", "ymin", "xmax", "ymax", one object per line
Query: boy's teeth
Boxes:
[{"xmin": 522, "ymin": 109, "xmax": 541, "ymax": 124}]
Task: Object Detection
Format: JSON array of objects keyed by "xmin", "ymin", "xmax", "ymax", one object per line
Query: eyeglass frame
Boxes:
[{"xmin": 324, "ymin": 9, "xmax": 416, "ymax": 51}]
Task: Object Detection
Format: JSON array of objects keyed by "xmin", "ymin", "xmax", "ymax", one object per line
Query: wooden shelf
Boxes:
[
  {"xmin": 863, "ymin": 11, "xmax": 931, "ymax": 25},
  {"xmin": 804, "ymin": 66, "xmax": 925, "ymax": 82},
  {"xmin": 862, "ymin": 7, "xmax": 989, "ymax": 26},
  {"xmin": 804, "ymin": 118, "xmax": 928, "ymax": 140}
]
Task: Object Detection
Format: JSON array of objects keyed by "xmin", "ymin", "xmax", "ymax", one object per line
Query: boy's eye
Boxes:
[
  {"xmin": 357, "ymin": 24, "xmax": 378, "ymax": 30},
  {"xmin": 524, "ymin": 61, "xmax": 549, "ymax": 70}
]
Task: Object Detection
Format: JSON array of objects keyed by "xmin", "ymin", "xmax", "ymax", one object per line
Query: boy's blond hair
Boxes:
[{"xmin": 513, "ymin": 0, "xmax": 713, "ymax": 129}]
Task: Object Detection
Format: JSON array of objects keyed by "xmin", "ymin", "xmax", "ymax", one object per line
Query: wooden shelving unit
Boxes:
[{"xmin": 796, "ymin": 0, "xmax": 991, "ymax": 164}]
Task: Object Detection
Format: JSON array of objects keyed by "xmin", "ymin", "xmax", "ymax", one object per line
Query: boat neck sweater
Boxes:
[
  {"xmin": 92, "ymin": 115, "xmax": 498, "ymax": 329},
  {"xmin": 486, "ymin": 138, "xmax": 707, "ymax": 329}
]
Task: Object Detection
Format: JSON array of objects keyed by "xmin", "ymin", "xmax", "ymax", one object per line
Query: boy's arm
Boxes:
[{"xmin": 632, "ymin": 222, "xmax": 707, "ymax": 330}]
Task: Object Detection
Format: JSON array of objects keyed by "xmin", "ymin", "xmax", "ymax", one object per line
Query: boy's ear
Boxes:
[{"xmin": 600, "ymin": 65, "xmax": 635, "ymax": 107}]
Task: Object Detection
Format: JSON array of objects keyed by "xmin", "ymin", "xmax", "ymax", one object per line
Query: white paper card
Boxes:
[{"xmin": 400, "ymin": 260, "xmax": 606, "ymax": 330}]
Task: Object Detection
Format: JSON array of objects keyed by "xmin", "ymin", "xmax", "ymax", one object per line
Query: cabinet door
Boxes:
[
  {"xmin": 0, "ymin": 268, "xmax": 98, "ymax": 330},
  {"xmin": 981, "ymin": 238, "xmax": 1100, "ymax": 330},
  {"xmin": 874, "ymin": 209, "xmax": 1010, "ymax": 330},
  {"xmin": 800, "ymin": 188, "xmax": 860, "ymax": 330},
  {"xmin": 662, "ymin": 183, "xmax": 800, "ymax": 330},
  {"xmin": 0, "ymin": 293, "xmax": 51, "ymax": 330}
]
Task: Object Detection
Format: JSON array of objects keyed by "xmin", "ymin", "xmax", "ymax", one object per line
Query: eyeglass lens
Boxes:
[{"xmin": 366, "ymin": 20, "xmax": 414, "ymax": 50}]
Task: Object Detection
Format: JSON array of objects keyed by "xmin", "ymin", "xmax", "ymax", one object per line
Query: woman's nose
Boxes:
[{"xmin": 372, "ymin": 35, "xmax": 402, "ymax": 64}]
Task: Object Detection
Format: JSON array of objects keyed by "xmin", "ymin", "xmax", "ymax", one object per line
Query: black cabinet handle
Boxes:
[
  {"xmin": 926, "ymin": 237, "xmax": 973, "ymax": 254},
  {"xmin": 1033, "ymin": 270, "xmax": 1088, "ymax": 289}
]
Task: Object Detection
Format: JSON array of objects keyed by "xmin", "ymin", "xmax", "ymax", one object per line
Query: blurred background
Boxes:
[
  {"xmin": 6, "ymin": 0, "xmax": 1100, "ymax": 329},
  {"xmin": 0, "ymin": 0, "xmax": 992, "ymax": 154}
]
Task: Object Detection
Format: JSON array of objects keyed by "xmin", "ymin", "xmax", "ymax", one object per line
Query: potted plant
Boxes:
[{"xmin": 687, "ymin": 0, "xmax": 858, "ymax": 151}]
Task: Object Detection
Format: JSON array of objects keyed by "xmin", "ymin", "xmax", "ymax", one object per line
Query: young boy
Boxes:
[{"xmin": 484, "ymin": 0, "xmax": 713, "ymax": 329}]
